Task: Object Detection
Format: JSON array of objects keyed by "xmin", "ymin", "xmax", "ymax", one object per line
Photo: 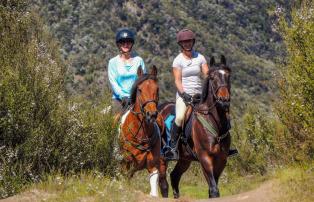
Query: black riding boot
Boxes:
[
  {"xmin": 228, "ymin": 148, "xmax": 239, "ymax": 157},
  {"xmin": 164, "ymin": 123, "xmax": 181, "ymax": 161}
]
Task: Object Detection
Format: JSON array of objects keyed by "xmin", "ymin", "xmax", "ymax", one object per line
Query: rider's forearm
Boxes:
[
  {"xmin": 175, "ymin": 79, "xmax": 184, "ymax": 94},
  {"xmin": 173, "ymin": 67, "xmax": 184, "ymax": 94},
  {"xmin": 201, "ymin": 63, "xmax": 209, "ymax": 78}
]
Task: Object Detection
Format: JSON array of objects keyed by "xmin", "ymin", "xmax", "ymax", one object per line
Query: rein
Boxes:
[
  {"xmin": 123, "ymin": 78, "xmax": 159, "ymax": 153},
  {"xmin": 193, "ymin": 77, "xmax": 226, "ymax": 114},
  {"xmin": 193, "ymin": 75, "xmax": 230, "ymax": 142},
  {"xmin": 131, "ymin": 81, "xmax": 158, "ymax": 115}
]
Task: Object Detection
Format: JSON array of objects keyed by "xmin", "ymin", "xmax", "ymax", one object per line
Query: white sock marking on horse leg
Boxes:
[{"xmin": 149, "ymin": 170, "xmax": 159, "ymax": 197}]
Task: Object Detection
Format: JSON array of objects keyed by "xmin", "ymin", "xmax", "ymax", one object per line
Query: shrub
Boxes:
[
  {"xmin": 0, "ymin": 2, "xmax": 117, "ymax": 198},
  {"xmin": 228, "ymin": 106, "xmax": 278, "ymax": 175},
  {"xmin": 276, "ymin": 0, "xmax": 314, "ymax": 161}
]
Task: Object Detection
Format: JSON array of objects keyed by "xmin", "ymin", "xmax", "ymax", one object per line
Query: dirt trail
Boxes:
[
  {"xmin": 1, "ymin": 180, "xmax": 278, "ymax": 202},
  {"xmin": 136, "ymin": 180, "xmax": 278, "ymax": 202},
  {"xmin": 197, "ymin": 180, "xmax": 277, "ymax": 202}
]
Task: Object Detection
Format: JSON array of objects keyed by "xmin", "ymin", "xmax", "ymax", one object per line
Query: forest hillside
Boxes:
[{"xmin": 32, "ymin": 0, "xmax": 290, "ymax": 114}]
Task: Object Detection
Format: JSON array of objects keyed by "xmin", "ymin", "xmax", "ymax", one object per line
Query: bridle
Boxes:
[
  {"xmin": 124, "ymin": 78, "xmax": 159, "ymax": 152},
  {"xmin": 131, "ymin": 79, "xmax": 159, "ymax": 118},
  {"xmin": 138, "ymin": 93, "xmax": 158, "ymax": 115},
  {"xmin": 195, "ymin": 68, "xmax": 230, "ymax": 115}
]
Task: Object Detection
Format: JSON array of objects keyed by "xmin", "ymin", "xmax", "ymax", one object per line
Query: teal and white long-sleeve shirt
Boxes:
[{"xmin": 108, "ymin": 54, "xmax": 146, "ymax": 100}]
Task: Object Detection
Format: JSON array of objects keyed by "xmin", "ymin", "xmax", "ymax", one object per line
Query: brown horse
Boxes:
[
  {"xmin": 158, "ymin": 55, "xmax": 232, "ymax": 198},
  {"xmin": 119, "ymin": 65, "xmax": 164, "ymax": 197}
]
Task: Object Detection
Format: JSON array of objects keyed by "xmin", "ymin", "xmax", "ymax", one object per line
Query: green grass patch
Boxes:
[
  {"xmin": 274, "ymin": 161, "xmax": 314, "ymax": 202},
  {"xmin": 27, "ymin": 163, "xmax": 268, "ymax": 201},
  {"xmin": 24, "ymin": 162, "xmax": 314, "ymax": 201},
  {"xmin": 128, "ymin": 162, "xmax": 268, "ymax": 199},
  {"xmin": 30, "ymin": 172, "xmax": 141, "ymax": 202},
  {"xmin": 177, "ymin": 163, "xmax": 268, "ymax": 199}
]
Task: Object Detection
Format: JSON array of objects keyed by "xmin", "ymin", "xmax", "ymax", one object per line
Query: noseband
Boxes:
[
  {"xmin": 138, "ymin": 94, "xmax": 158, "ymax": 115},
  {"xmin": 131, "ymin": 79, "xmax": 159, "ymax": 117},
  {"xmin": 195, "ymin": 70, "xmax": 230, "ymax": 114},
  {"xmin": 210, "ymin": 77, "xmax": 230, "ymax": 112}
]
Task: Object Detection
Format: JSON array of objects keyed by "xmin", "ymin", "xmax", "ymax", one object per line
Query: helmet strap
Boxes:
[
  {"xmin": 117, "ymin": 43, "xmax": 133, "ymax": 54},
  {"xmin": 179, "ymin": 40, "xmax": 195, "ymax": 51}
]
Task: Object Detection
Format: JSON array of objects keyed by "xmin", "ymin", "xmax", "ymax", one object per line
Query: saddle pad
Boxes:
[
  {"xmin": 165, "ymin": 114, "xmax": 175, "ymax": 146},
  {"xmin": 118, "ymin": 110, "xmax": 130, "ymax": 136},
  {"xmin": 160, "ymin": 114, "xmax": 175, "ymax": 155}
]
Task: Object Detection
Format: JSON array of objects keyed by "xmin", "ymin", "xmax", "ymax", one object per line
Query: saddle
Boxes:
[
  {"xmin": 182, "ymin": 93, "xmax": 202, "ymax": 130},
  {"xmin": 162, "ymin": 94, "xmax": 201, "ymax": 153}
]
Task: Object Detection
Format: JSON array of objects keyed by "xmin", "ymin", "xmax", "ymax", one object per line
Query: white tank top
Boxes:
[{"xmin": 172, "ymin": 51, "xmax": 207, "ymax": 96}]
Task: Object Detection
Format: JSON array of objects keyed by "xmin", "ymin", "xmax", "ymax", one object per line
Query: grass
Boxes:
[
  {"xmin": 30, "ymin": 172, "xmax": 140, "ymax": 202},
  {"xmin": 128, "ymin": 161, "xmax": 268, "ymax": 199},
  {"xmin": 22, "ymin": 161, "xmax": 313, "ymax": 201},
  {"xmin": 173, "ymin": 162, "xmax": 268, "ymax": 199},
  {"xmin": 23, "ymin": 162, "xmax": 267, "ymax": 201},
  {"xmin": 273, "ymin": 161, "xmax": 314, "ymax": 202}
]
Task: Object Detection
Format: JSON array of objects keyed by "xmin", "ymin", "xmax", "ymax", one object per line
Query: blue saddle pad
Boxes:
[{"xmin": 161, "ymin": 114, "xmax": 175, "ymax": 154}]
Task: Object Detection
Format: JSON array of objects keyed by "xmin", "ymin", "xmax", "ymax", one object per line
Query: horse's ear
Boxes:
[
  {"xmin": 150, "ymin": 65, "xmax": 158, "ymax": 76},
  {"xmin": 137, "ymin": 66, "xmax": 143, "ymax": 77},
  {"xmin": 210, "ymin": 57, "xmax": 215, "ymax": 67},
  {"xmin": 221, "ymin": 55, "xmax": 226, "ymax": 65}
]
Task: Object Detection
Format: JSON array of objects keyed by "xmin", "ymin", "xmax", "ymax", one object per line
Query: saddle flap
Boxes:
[{"xmin": 183, "ymin": 105, "xmax": 193, "ymax": 127}]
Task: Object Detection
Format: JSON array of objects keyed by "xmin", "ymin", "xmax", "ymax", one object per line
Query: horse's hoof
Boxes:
[
  {"xmin": 161, "ymin": 194, "xmax": 168, "ymax": 198},
  {"xmin": 160, "ymin": 187, "xmax": 168, "ymax": 198},
  {"xmin": 209, "ymin": 190, "xmax": 220, "ymax": 198},
  {"xmin": 173, "ymin": 191, "xmax": 180, "ymax": 199}
]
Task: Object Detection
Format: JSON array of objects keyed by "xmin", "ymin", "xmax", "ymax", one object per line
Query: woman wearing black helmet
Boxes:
[
  {"xmin": 108, "ymin": 28, "xmax": 146, "ymax": 113},
  {"xmin": 165, "ymin": 29, "xmax": 209, "ymax": 160}
]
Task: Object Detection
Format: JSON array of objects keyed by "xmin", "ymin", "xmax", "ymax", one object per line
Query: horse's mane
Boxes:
[
  {"xmin": 130, "ymin": 74, "xmax": 158, "ymax": 104},
  {"xmin": 201, "ymin": 64, "xmax": 231, "ymax": 102},
  {"xmin": 201, "ymin": 76, "xmax": 210, "ymax": 102}
]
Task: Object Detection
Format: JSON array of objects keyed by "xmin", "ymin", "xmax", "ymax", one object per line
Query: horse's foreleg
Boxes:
[
  {"xmin": 170, "ymin": 159, "xmax": 191, "ymax": 199},
  {"xmin": 159, "ymin": 159, "xmax": 168, "ymax": 198},
  {"xmin": 148, "ymin": 169, "xmax": 159, "ymax": 197},
  {"xmin": 199, "ymin": 154, "xmax": 220, "ymax": 198},
  {"xmin": 147, "ymin": 147, "xmax": 160, "ymax": 197}
]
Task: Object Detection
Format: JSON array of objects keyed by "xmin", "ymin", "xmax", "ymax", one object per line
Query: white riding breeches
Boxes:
[{"xmin": 175, "ymin": 96, "xmax": 187, "ymax": 127}]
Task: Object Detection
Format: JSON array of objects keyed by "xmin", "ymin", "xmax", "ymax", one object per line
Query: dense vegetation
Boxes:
[
  {"xmin": 276, "ymin": 0, "xmax": 314, "ymax": 161},
  {"xmin": 0, "ymin": 0, "xmax": 313, "ymax": 200},
  {"xmin": 0, "ymin": 1, "xmax": 116, "ymax": 198},
  {"xmin": 32, "ymin": 0, "xmax": 290, "ymax": 114}
]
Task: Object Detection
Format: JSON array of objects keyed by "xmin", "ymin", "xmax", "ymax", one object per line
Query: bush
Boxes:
[
  {"xmin": 276, "ymin": 0, "xmax": 314, "ymax": 161},
  {"xmin": 0, "ymin": 2, "xmax": 117, "ymax": 198},
  {"xmin": 228, "ymin": 106, "xmax": 279, "ymax": 175}
]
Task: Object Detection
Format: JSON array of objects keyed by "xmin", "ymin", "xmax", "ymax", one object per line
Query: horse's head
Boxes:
[
  {"xmin": 203, "ymin": 55, "xmax": 231, "ymax": 111},
  {"xmin": 130, "ymin": 66, "xmax": 159, "ymax": 123}
]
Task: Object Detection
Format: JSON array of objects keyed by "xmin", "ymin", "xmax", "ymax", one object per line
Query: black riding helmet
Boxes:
[{"xmin": 115, "ymin": 28, "xmax": 135, "ymax": 44}]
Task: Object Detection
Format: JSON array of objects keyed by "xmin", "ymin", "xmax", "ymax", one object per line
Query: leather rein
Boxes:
[{"xmin": 124, "ymin": 79, "xmax": 160, "ymax": 152}]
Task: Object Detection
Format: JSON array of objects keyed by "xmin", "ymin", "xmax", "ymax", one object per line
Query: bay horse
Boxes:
[
  {"xmin": 119, "ymin": 65, "xmax": 164, "ymax": 197},
  {"xmin": 158, "ymin": 55, "xmax": 232, "ymax": 198}
]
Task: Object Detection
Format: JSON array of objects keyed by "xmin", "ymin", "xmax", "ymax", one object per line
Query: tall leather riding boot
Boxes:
[
  {"xmin": 165, "ymin": 123, "xmax": 181, "ymax": 161},
  {"xmin": 170, "ymin": 123, "xmax": 181, "ymax": 149}
]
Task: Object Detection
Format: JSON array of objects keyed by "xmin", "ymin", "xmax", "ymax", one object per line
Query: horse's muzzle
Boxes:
[
  {"xmin": 145, "ymin": 111, "xmax": 158, "ymax": 123},
  {"xmin": 217, "ymin": 100, "xmax": 230, "ymax": 111}
]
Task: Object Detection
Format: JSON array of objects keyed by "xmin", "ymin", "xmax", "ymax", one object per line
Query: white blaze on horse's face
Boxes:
[{"xmin": 218, "ymin": 69, "xmax": 226, "ymax": 75}]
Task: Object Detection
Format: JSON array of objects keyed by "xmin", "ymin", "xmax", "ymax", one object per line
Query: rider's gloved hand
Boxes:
[
  {"xmin": 121, "ymin": 97, "xmax": 131, "ymax": 108},
  {"xmin": 180, "ymin": 92, "xmax": 192, "ymax": 104}
]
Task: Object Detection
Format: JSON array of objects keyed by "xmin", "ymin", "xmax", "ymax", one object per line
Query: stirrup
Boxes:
[{"xmin": 228, "ymin": 149, "xmax": 239, "ymax": 157}]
